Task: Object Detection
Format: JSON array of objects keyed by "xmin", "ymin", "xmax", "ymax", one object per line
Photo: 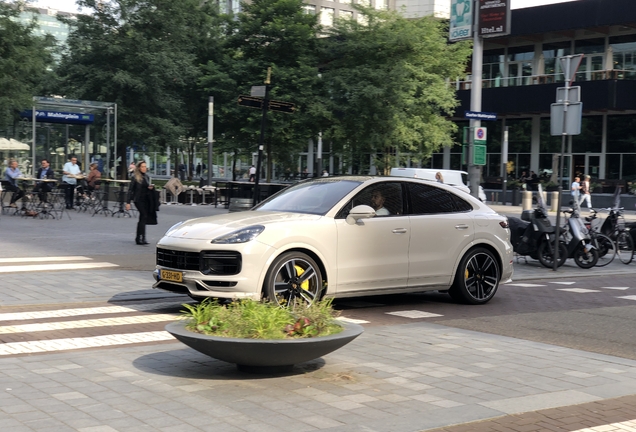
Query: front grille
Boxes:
[
  {"xmin": 157, "ymin": 248, "xmax": 242, "ymax": 275},
  {"xmin": 156, "ymin": 248, "xmax": 200, "ymax": 271}
]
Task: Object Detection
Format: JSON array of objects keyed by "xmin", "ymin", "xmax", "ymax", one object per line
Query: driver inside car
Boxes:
[{"xmin": 370, "ymin": 189, "xmax": 390, "ymax": 216}]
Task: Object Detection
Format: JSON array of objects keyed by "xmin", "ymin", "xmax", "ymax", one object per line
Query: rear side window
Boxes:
[{"xmin": 407, "ymin": 183, "xmax": 473, "ymax": 214}]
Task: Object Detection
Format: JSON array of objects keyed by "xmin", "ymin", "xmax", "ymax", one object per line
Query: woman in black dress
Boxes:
[{"xmin": 125, "ymin": 161, "xmax": 154, "ymax": 245}]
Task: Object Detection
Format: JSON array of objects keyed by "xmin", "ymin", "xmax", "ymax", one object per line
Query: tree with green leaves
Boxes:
[
  {"xmin": 320, "ymin": 7, "xmax": 472, "ymax": 174},
  {"xmin": 56, "ymin": 0, "xmax": 222, "ymax": 177},
  {"xmin": 199, "ymin": 0, "xmax": 324, "ymax": 181},
  {"xmin": 0, "ymin": 1, "xmax": 55, "ymax": 133}
]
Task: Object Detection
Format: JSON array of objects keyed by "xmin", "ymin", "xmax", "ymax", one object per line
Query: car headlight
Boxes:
[
  {"xmin": 165, "ymin": 221, "xmax": 185, "ymax": 236},
  {"xmin": 211, "ymin": 225, "xmax": 265, "ymax": 244}
]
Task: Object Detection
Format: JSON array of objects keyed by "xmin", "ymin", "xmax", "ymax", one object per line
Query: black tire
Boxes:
[
  {"xmin": 573, "ymin": 242, "xmax": 599, "ymax": 269},
  {"xmin": 616, "ymin": 231, "xmax": 634, "ymax": 265},
  {"xmin": 537, "ymin": 240, "xmax": 568, "ymax": 268},
  {"xmin": 263, "ymin": 251, "xmax": 324, "ymax": 307},
  {"xmin": 449, "ymin": 247, "xmax": 500, "ymax": 305},
  {"xmin": 593, "ymin": 234, "xmax": 616, "ymax": 267}
]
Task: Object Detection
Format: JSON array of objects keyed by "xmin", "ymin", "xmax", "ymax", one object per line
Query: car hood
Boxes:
[{"xmin": 164, "ymin": 211, "xmax": 322, "ymax": 240}]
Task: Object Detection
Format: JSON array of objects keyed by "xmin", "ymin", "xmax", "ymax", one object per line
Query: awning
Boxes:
[{"xmin": 0, "ymin": 138, "xmax": 30, "ymax": 151}]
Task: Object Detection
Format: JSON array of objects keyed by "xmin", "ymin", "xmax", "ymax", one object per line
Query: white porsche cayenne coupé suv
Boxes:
[{"xmin": 154, "ymin": 176, "xmax": 513, "ymax": 306}]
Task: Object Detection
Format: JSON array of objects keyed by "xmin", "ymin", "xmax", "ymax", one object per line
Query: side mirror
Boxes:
[{"xmin": 345, "ymin": 205, "xmax": 376, "ymax": 225}]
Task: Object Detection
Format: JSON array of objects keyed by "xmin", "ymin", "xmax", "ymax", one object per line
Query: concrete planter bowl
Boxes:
[{"xmin": 165, "ymin": 320, "xmax": 364, "ymax": 373}]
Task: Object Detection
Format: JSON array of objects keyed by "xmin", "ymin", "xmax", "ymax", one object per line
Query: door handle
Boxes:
[
  {"xmin": 392, "ymin": 228, "xmax": 407, "ymax": 234},
  {"xmin": 455, "ymin": 224, "xmax": 469, "ymax": 230}
]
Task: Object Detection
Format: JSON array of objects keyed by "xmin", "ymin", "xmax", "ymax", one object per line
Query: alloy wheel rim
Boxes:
[
  {"xmin": 272, "ymin": 258, "xmax": 320, "ymax": 306},
  {"xmin": 464, "ymin": 252, "xmax": 499, "ymax": 300}
]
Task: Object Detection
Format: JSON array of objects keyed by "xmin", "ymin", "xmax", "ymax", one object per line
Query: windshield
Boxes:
[{"xmin": 253, "ymin": 179, "xmax": 362, "ymax": 215}]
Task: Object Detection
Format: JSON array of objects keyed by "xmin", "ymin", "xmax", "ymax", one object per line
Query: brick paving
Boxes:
[{"xmin": 427, "ymin": 395, "xmax": 636, "ymax": 432}]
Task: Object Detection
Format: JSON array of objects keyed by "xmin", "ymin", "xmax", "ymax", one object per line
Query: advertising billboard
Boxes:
[
  {"xmin": 449, "ymin": 0, "xmax": 473, "ymax": 42},
  {"xmin": 478, "ymin": 0, "xmax": 511, "ymax": 38}
]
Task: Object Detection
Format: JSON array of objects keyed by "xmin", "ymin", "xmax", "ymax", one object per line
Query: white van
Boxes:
[{"xmin": 389, "ymin": 167, "xmax": 487, "ymax": 202}]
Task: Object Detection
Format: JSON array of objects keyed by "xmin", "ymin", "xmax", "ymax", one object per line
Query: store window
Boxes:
[
  {"xmin": 506, "ymin": 46, "xmax": 534, "ymax": 86},
  {"xmin": 607, "ymin": 114, "xmax": 636, "ymax": 153},
  {"xmin": 609, "ymin": 35, "xmax": 636, "ymax": 79},
  {"xmin": 482, "ymin": 49, "xmax": 505, "ymax": 87},
  {"xmin": 571, "ymin": 116, "xmax": 602, "ymax": 153},
  {"xmin": 543, "ymin": 41, "xmax": 571, "ymax": 82}
]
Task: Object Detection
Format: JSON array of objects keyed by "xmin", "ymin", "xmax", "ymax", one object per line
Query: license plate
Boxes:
[{"xmin": 160, "ymin": 269, "xmax": 183, "ymax": 282}]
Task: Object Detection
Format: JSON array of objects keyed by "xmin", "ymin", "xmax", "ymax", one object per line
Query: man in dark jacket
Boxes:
[{"xmin": 32, "ymin": 159, "xmax": 55, "ymax": 203}]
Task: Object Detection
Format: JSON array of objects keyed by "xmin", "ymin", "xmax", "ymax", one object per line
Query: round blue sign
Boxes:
[{"xmin": 477, "ymin": 128, "xmax": 485, "ymax": 139}]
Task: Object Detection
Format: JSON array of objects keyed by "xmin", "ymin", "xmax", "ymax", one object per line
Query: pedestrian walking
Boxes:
[
  {"xmin": 579, "ymin": 175, "xmax": 592, "ymax": 210},
  {"xmin": 125, "ymin": 161, "xmax": 157, "ymax": 245},
  {"xmin": 571, "ymin": 176, "xmax": 581, "ymax": 202}
]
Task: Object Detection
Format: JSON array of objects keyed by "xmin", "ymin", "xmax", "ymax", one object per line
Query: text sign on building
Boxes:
[
  {"xmin": 478, "ymin": 0, "xmax": 511, "ymax": 38},
  {"xmin": 20, "ymin": 110, "xmax": 95, "ymax": 124},
  {"xmin": 449, "ymin": 0, "xmax": 473, "ymax": 42}
]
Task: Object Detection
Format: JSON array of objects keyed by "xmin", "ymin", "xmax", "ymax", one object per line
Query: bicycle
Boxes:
[
  {"xmin": 596, "ymin": 207, "xmax": 634, "ymax": 265},
  {"xmin": 583, "ymin": 209, "xmax": 617, "ymax": 267}
]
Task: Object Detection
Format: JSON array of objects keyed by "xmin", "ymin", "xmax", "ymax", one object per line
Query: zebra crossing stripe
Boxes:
[
  {"xmin": 0, "ymin": 331, "xmax": 174, "ymax": 355},
  {"xmin": 0, "ymin": 262, "xmax": 119, "ymax": 273},
  {"xmin": 0, "ymin": 302, "xmax": 185, "ymax": 322},
  {"xmin": 0, "ymin": 256, "xmax": 92, "ymax": 264},
  {"xmin": 0, "ymin": 314, "xmax": 180, "ymax": 334}
]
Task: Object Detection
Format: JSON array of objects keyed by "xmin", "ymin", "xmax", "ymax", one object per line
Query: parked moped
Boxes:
[
  {"xmin": 508, "ymin": 185, "xmax": 567, "ymax": 268},
  {"xmin": 560, "ymin": 200, "xmax": 599, "ymax": 269}
]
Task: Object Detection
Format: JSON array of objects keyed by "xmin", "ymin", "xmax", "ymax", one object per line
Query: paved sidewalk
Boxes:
[{"xmin": 3, "ymin": 317, "xmax": 636, "ymax": 432}]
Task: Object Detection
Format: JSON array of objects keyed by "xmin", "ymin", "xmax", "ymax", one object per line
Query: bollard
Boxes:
[
  {"xmin": 512, "ymin": 188, "xmax": 520, "ymax": 206},
  {"xmin": 551, "ymin": 191, "xmax": 559, "ymax": 212},
  {"xmin": 522, "ymin": 191, "xmax": 533, "ymax": 211}
]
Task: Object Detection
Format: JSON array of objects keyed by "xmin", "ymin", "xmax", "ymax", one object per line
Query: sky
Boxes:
[{"xmin": 30, "ymin": 0, "xmax": 579, "ymax": 14}]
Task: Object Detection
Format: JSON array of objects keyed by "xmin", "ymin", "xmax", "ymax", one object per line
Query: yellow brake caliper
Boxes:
[{"xmin": 295, "ymin": 265, "xmax": 309, "ymax": 290}]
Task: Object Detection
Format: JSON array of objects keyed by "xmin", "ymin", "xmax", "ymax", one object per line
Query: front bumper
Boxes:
[{"xmin": 153, "ymin": 237, "xmax": 274, "ymax": 300}]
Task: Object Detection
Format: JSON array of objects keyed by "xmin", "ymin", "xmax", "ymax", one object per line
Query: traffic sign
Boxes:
[
  {"xmin": 550, "ymin": 102, "xmax": 583, "ymax": 135},
  {"xmin": 556, "ymin": 86, "xmax": 581, "ymax": 103},
  {"xmin": 237, "ymin": 95, "xmax": 264, "ymax": 109},
  {"xmin": 474, "ymin": 127, "xmax": 487, "ymax": 145},
  {"xmin": 268, "ymin": 99, "xmax": 296, "ymax": 114},
  {"xmin": 465, "ymin": 111, "xmax": 497, "ymax": 121},
  {"xmin": 560, "ymin": 54, "xmax": 584, "ymax": 82},
  {"xmin": 473, "ymin": 144, "xmax": 487, "ymax": 166}
]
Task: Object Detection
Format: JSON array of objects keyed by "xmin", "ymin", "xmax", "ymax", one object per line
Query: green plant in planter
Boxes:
[{"xmin": 180, "ymin": 298, "xmax": 343, "ymax": 340}]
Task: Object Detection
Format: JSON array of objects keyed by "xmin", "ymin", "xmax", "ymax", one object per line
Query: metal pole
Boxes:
[
  {"xmin": 114, "ymin": 104, "xmax": 118, "ymax": 179},
  {"xmin": 106, "ymin": 108, "xmax": 111, "ymax": 178},
  {"xmin": 468, "ymin": 0, "xmax": 483, "ymax": 198},
  {"xmin": 84, "ymin": 124, "xmax": 90, "ymax": 173},
  {"xmin": 207, "ymin": 96, "xmax": 214, "ymax": 186},
  {"xmin": 553, "ymin": 57, "xmax": 571, "ymax": 271},
  {"xmin": 501, "ymin": 126, "xmax": 509, "ymax": 205},
  {"xmin": 31, "ymin": 106, "xmax": 36, "ymax": 176},
  {"xmin": 253, "ymin": 68, "xmax": 271, "ymax": 207},
  {"xmin": 317, "ymin": 131, "xmax": 323, "ymax": 176}
]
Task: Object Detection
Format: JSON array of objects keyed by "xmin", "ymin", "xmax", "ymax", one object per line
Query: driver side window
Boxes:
[{"xmin": 336, "ymin": 183, "xmax": 403, "ymax": 218}]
